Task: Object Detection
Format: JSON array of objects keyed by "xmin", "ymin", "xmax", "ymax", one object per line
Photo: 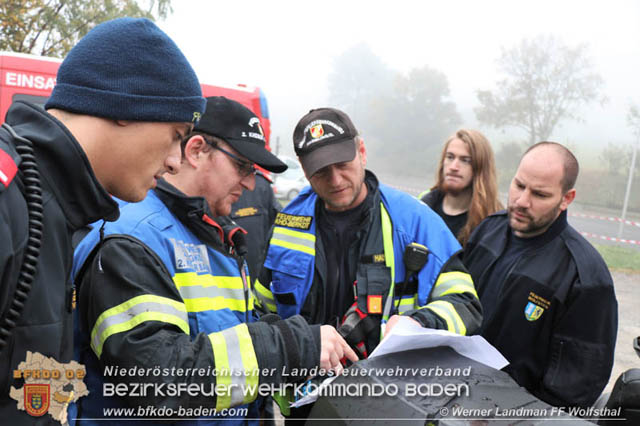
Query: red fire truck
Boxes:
[{"xmin": 0, "ymin": 51, "xmax": 272, "ymax": 147}]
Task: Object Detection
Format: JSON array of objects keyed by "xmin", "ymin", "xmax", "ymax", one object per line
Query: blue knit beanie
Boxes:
[{"xmin": 45, "ymin": 17, "xmax": 205, "ymax": 123}]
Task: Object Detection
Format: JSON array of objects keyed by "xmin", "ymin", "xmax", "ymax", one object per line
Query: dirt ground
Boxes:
[{"xmin": 606, "ymin": 270, "xmax": 640, "ymax": 392}]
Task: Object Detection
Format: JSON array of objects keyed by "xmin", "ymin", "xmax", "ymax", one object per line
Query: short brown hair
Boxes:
[{"xmin": 523, "ymin": 141, "xmax": 579, "ymax": 192}]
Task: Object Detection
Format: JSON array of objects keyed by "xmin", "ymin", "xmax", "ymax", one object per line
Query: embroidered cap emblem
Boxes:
[{"xmin": 310, "ymin": 124, "xmax": 324, "ymax": 139}]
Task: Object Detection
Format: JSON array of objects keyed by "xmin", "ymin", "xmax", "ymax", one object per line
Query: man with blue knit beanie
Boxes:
[
  {"xmin": 0, "ymin": 17, "xmax": 205, "ymax": 424},
  {"xmin": 46, "ymin": 17, "xmax": 204, "ymax": 124}
]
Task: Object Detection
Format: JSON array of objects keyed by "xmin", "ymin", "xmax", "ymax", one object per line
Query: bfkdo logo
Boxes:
[
  {"xmin": 24, "ymin": 384, "xmax": 50, "ymax": 417},
  {"xmin": 10, "ymin": 351, "xmax": 88, "ymax": 424}
]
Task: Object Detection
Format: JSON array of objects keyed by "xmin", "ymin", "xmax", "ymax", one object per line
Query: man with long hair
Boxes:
[{"xmin": 420, "ymin": 129, "xmax": 502, "ymax": 245}]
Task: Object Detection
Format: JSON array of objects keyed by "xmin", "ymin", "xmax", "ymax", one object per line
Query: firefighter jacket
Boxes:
[
  {"xmin": 0, "ymin": 102, "xmax": 118, "ymax": 425},
  {"xmin": 464, "ymin": 210, "xmax": 618, "ymax": 408},
  {"xmin": 71, "ymin": 179, "xmax": 321, "ymax": 425},
  {"xmin": 257, "ymin": 171, "xmax": 481, "ymax": 352}
]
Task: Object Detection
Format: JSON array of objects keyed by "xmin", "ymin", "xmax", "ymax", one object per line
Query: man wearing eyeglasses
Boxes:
[{"xmin": 71, "ymin": 97, "xmax": 357, "ymax": 425}]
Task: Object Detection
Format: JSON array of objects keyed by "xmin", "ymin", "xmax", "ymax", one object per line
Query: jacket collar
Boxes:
[
  {"xmin": 511, "ymin": 209, "xmax": 569, "ymax": 248},
  {"xmin": 5, "ymin": 101, "xmax": 119, "ymax": 229},
  {"xmin": 153, "ymin": 178, "xmax": 230, "ymax": 253},
  {"xmin": 316, "ymin": 169, "xmax": 379, "ymax": 228}
]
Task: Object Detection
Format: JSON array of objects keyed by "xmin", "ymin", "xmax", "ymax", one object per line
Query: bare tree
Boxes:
[
  {"xmin": 369, "ymin": 65, "xmax": 461, "ymax": 151},
  {"xmin": 599, "ymin": 142, "xmax": 631, "ymax": 176},
  {"xmin": 475, "ymin": 35, "xmax": 605, "ymax": 146},
  {"xmin": 628, "ymin": 104, "xmax": 640, "ymax": 139},
  {"xmin": 327, "ymin": 45, "xmax": 461, "ymax": 171},
  {"xmin": 327, "ymin": 42, "xmax": 395, "ymax": 126},
  {"xmin": 0, "ymin": 0, "xmax": 172, "ymax": 57}
]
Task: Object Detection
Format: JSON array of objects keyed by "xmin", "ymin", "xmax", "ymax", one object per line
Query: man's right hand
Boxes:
[{"xmin": 319, "ymin": 325, "xmax": 358, "ymax": 375}]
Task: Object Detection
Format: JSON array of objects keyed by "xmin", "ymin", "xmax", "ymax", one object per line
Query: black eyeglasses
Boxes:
[{"xmin": 207, "ymin": 142, "xmax": 256, "ymax": 177}]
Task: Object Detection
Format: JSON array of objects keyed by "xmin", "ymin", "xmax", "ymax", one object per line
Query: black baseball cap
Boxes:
[
  {"xmin": 292, "ymin": 107, "xmax": 358, "ymax": 177},
  {"xmin": 194, "ymin": 96, "xmax": 287, "ymax": 173}
]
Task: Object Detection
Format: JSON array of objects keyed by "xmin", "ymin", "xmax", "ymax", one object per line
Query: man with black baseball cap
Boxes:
[
  {"xmin": 71, "ymin": 98, "xmax": 357, "ymax": 424},
  {"xmin": 258, "ymin": 107, "xmax": 482, "ymax": 421}
]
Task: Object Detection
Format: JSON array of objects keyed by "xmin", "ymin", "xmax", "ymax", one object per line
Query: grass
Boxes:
[{"xmin": 594, "ymin": 244, "xmax": 640, "ymax": 272}]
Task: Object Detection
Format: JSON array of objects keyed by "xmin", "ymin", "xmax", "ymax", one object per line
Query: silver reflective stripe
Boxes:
[
  {"xmin": 178, "ymin": 285, "xmax": 244, "ymax": 301},
  {"xmin": 92, "ymin": 301, "xmax": 188, "ymax": 352},
  {"xmin": 256, "ymin": 291, "xmax": 276, "ymax": 310},
  {"xmin": 425, "ymin": 301, "xmax": 463, "ymax": 334},
  {"xmin": 257, "ymin": 290, "xmax": 275, "ymax": 306},
  {"xmin": 430, "ymin": 270, "xmax": 476, "ymax": 298},
  {"xmin": 431, "ymin": 278, "xmax": 473, "ymax": 299},
  {"xmin": 397, "ymin": 297, "xmax": 416, "ymax": 314},
  {"xmin": 222, "ymin": 327, "xmax": 246, "ymax": 407},
  {"xmin": 272, "ymin": 229, "xmax": 315, "ymax": 250}
]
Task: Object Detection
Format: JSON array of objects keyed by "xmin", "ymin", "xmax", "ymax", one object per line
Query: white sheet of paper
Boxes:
[
  {"xmin": 370, "ymin": 316, "xmax": 509, "ymax": 370},
  {"xmin": 290, "ymin": 376, "xmax": 338, "ymax": 408},
  {"xmin": 290, "ymin": 317, "xmax": 509, "ymax": 408}
]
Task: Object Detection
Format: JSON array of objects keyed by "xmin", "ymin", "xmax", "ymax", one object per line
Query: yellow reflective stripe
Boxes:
[
  {"xmin": 237, "ymin": 325, "xmax": 259, "ymax": 404},
  {"xmin": 248, "ymin": 293, "xmax": 254, "ymax": 311},
  {"xmin": 381, "ymin": 203, "xmax": 395, "ymax": 326},
  {"xmin": 91, "ymin": 295, "xmax": 188, "ymax": 358},
  {"xmin": 255, "ymin": 280, "xmax": 277, "ymax": 313},
  {"xmin": 273, "ymin": 226, "xmax": 316, "ymax": 242},
  {"xmin": 178, "ymin": 284, "xmax": 245, "ymax": 299},
  {"xmin": 270, "ymin": 227, "xmax": 316, "ymax": 256},
  {"xmin": 209, "ymin": 324, "xmax": 259, "ymax": 409},
  {"xmin": 432, "ymin": 271, "xmax": 477, "ymax": 298},
  {"xmin": 174, "ymin": 272, "xmax": 244, "ymax": 289},
  {"xmin": 424, "ymin": 300, "xmax": 466, "ymax": 335},
  {"xmin": 397, "ymin": 296, "xmax": 417, "ymax": 315},
  {"xmin": 380, "ymin": 204, "xmax": 395, "ymax": 285},
  {"xmin": 209, "ymin": 331, "xmax": 231, "ymax": 410},
  {"xmin": 173, "ymin": 272, "xmax": 252, "ymax": 312},
  {"xmin": 183, "ymin": 297, "xmax": 249, "ymax": 312},
  {"xmin": 270, "ymin": 239, "xmax": 315, "ymax": 256}
]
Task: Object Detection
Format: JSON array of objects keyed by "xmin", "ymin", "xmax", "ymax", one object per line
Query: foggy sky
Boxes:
[{"xmin": 158, "ymin": 0, "xmax": 640, "ymax": 159}]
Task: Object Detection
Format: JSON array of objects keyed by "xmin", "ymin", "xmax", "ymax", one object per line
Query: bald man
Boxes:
[{"xmin": 464, "ymin": 142, "xmax": 617, "ymax": 409}]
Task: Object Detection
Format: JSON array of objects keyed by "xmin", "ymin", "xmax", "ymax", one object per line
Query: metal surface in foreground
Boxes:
[{"xmin": 308, "ymin": 346, "xmax": 592, "ymax": 425}]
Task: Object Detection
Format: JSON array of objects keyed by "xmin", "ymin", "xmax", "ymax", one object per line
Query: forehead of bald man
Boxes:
[
  {"xmin": 519, "ymin": 146, "xmax": 564, "ymax": 182},
  {"xmin": 521, "ymin": 142, "xmax": 579, "ymax": 192}
]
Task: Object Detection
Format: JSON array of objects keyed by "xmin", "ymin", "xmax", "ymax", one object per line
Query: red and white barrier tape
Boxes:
[
  {"xmin": 570, "ymin": 212, "xmax": 640, "ymax": 228},
  {"xmin": 386, "ymin": 183, "xmax": 640, "ymax": 246},
  {"xmin": 580, "ymin": 231, "xmax": 640, "ymax": 246}
]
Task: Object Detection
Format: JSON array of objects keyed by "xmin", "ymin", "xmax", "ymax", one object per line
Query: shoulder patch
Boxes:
[
  {"xmin": 274, "ymin": 212, "xmax": 313, "ymax": 230},
  {"xmin": 524, "ymin": 291, "xmax": 551, "ymax": 321},
  {"xmin": 233, "ymin": 207, "xmax": 259, "ymax": 218},
  {"xmin": 0, "ymin": 147, "xmax": 18, "ymax": 190}
]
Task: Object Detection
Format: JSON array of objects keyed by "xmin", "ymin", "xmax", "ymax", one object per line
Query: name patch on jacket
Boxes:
[
  {"xmin": 233, "ymin": 207, "xmax": 259, "ymax": 218},
  {"xmin": 274, "ymin": 212, "xmax": 312, "ymax": 230},
  {"xmin": 524, "ymin": 291, "xmax": 551, "ymax": 321},
  {"xmin": 361, "ymin": 253, "xmax": 385, "ymax": 264},
  {"xmin": 171, "ymin": 238, "xmax": 212, "ymax": 274}
]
